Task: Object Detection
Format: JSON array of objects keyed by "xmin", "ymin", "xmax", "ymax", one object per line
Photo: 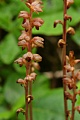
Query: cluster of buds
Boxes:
[
  {"xmin": 14, "ymin": 0, "xmax": 44, "ymax": 119},
  {"xmin": 54, "ymin": 0, "xmax": 80, "ymax": 120},
  {"xmin": 53, "ymin": 0, "xmax": 75, "ymax": 49},
  {"xmin": 64, "ymin": 51, "xmax": 80, "ymax": 118}
]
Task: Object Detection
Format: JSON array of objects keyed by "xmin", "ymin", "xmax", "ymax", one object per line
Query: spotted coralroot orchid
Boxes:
[
  {"xmin": 53, "ymin": 0, "xmax": 80, "ymax": 120},
  {"xmin": 14, "ymin": 0, "xmax": 44, "ymax": 120},
  {"xmin": 64, "ymin": 51, "xmax": 80, "ymax": 120}
]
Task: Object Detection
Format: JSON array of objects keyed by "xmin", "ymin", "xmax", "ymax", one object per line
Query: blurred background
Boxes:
[{"xmin": 0, "ymin": 0, "xmax": 80, "ymax": 120}]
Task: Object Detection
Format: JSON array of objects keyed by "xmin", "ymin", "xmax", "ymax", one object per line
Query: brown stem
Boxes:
[
  {"xmin": 29, "ymin": 0, "xmax": 32, "ymax": 4},
  {"xmin": 28, "ymin": 3, "xmax": 33, "ymax": 120},
  {"xmin": 71, "ymin": 71, "xmax": 76, "ymax": 120},
  {"xmin": 25, "ymin": 6, "xmax": 33, "ymax": 119},
  {"xmin": 62, "ymin": 0, "xmax": 68, "ymax": 120},
  {"xmin": 25, "ymin": 80, "xmax": 29, "ymax": 120},
  {"xmin": 29, "ymin": 81, "xmax": 33, "ymax": 120},
  {"xmin": 25, "ymin": 66, "xmax": 30, "ymax": 120}
]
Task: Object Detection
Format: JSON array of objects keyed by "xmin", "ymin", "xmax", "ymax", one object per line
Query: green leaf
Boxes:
[
  {"xmin": 0, "ymin": 110, "xmax": 11, "ymax": 120},
  {"xmin": 72, "ymin": 29, "xmax": 80, "ymax": 46},
  {"xmin": 13, "ymin": 64, "xmax": 26, "ymax": 74},
  {"xmin": 67, "ymin": 8, "xmax": 80, "ymax": 26},
  {"xmin": 76, "ymin": 82, "xmax": 80, "ymax": 105},
  {"xmin": 0, "ymin": 4, "xmax": 13, "ymax": 31},
  {"xmin": 4, "ymin": 73, "xmax": 24, "ymax": 105},
  {"xmin": 0, "ymin": 34, "xmax": 20, "ymax": 64},
  {"xmin": 33, "ymin": 89, "xmax": 64, "ymax": 120},
  {"xmin": 33, "ymin": 11, "xmax": 63, "ymax": 35}
]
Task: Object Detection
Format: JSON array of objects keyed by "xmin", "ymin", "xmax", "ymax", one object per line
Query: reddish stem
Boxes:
[
  {"xmin": 62, "ymin": 0, "xmax": 68, "ymax": 120},
  {"xmin": 28, "ymin": 1, "xmax": 33, "ymax": 120},
  {"xmin": 71, "ymin": 71, "xmax": 76, "ymax": 120},
  {"xmin": 25, "ymin": 1, "xmax": 33, "ymax": 120},
  {"xmin": 25, "ymin": 80, "xmax": 29, "ymax": 120}
]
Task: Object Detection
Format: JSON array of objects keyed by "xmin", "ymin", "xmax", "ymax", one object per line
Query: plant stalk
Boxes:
[
  {"xmin": 71, "ymin": 71, "xmax": 76, "ymax": 120},
  {"xmin": 28, "ymin": 1, "xmax": 33, "ymax": 119},
  {"xmin": 25, "ymin": 82, "xmax": 29, "ymax": 120},
  {"xmin": 25, "ymin": 0, "xmax": 33, "ymax": 119},
  {"xmin": 62, "ymin": 0, "xmax": 68, "ymax": 120}
]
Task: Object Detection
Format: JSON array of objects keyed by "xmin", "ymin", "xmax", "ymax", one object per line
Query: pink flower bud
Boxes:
[
  {"xmin": 32, "ymin": 36, "xmax": 44, "ymax": 48},
  {"xmin": 18, "ymin": 40, "xmax": 28, "ymax": 48},
  {"xmin": 18, "ymin": 11, "xmax": 29, "ymax": 19},
  {"xmin": 25, "ymin": 74, "xmax": 36, "ymax": 81},
  {"xmin": 32, "ymin": 18, "xmax": 44, "ymax": 30},
  {"xmin": 16, "ymin": 78, "xmax": 25, "ymax": 85},
  {"xmin": 22, "ymin": 19, "xmax": 30, "ymax": 30},
  {"xmin": 32, "ymin": 62, "xmax": 40, "ymax": 70},
  {"xmin": 18, "ymin": 30, "xmax": 30, "ymax": 41},
  {"xmin": 33, "ymin": 54, "xmax": 42, "ymax": 62},
  {"xmin": 30, "ymin": 72, "xmax": 37, "ymax": 80},
  {"xmin": 14, "ymin": 57, "xmax": 26, "ymax": 66}
]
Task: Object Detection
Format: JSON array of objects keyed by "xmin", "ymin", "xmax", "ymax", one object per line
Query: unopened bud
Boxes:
[
  {"xmin": 16, "ymin": 108, "xmax": 25, "ymax": 115},
  {"xmin": 18, "ymin": 30, "xmax": 30, "ymax": 41},
  {"xmin": 33, "ymin": 54, "xmax": 42, "ymax": 62},
  {"xmin": 32, "ymin": 18, "xmax": 44, "ymax": 30},
  {"xmin": 26, "ymin": 95, "xmax": 33, "ymax": 104},
  {"xmin": 30, "ymin": 72, "xmax": 37, "ymax": 80},
  {"xmin": 18, "ymin": 40, "xmax": 28, "ymax": 48},
  {"xmin": 54, "ymin": 20, "xmax": 63, "ymax": 28},
  {"xmin": 25, "ymin": 73, "xmax": 37, "ymax": 82},
  {"xmin": 67, "ymin": 0, "xmax": 74, "ymax": 9},
  {"xmin": 14, "ymin": 57, "xmax": 26, "ymax": 67},
  {"xmin": 32, "ymin": 62, "xmax": 40, "ymax": 70},
  {"xmin": 22, "ymin": 19, "xmax": 30, "ymax": 30},
  {"xmin": 32, "ymin": 37, "xmax": 44, "ymax": 48},
  {"xmin": 58, "ymin": 39, "xmax": 66, "ymax": 48},
  {"xmin": 64, "ymin": 14, "xmax": 72, "ymax": 21},
  {"xmin": 67, "ymin": 27, "xmax": 75, "ymax": 35},
  {"xmin": 16, "ymin": 79, "xmax": 25, "ymax": 85},
  {"xmin": 18, "ymin": 11, "xmax": 29, "ymax": 18}
]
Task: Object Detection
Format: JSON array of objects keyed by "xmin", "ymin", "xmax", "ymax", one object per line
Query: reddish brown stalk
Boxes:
[
  {"xmin": 71, "ymin": 71, "xmax": 76, "ymax": 120},
  {"xmin": 28, "ymin": 4, "xmax": 33, "ymax": 120},
  {"xmin": 54, "ymin": 1, "xmax": 79, "ymax": 120},
  {"xmin": 29, "ymin": 81, "xmax": 33, "ymax": 120},
  {"xmin": 25, "ymin": 80, "xmax": 29, "ymax": 120},
  {"xmin": 15, "ymin": 0, "xmax": 43, "ymax": 120},
  {"xmin": 25, "ymin": 62, "xmax": 31, "ymax": 120},
  {"xmin": 62, "ymin": 0, "xmax": 68, "ymax": 120}
]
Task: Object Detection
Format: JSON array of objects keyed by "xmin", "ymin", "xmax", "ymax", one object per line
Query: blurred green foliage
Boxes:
[{"xmin": 0, "ymin": 0, "xmax": 80, "ymax": 120}]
